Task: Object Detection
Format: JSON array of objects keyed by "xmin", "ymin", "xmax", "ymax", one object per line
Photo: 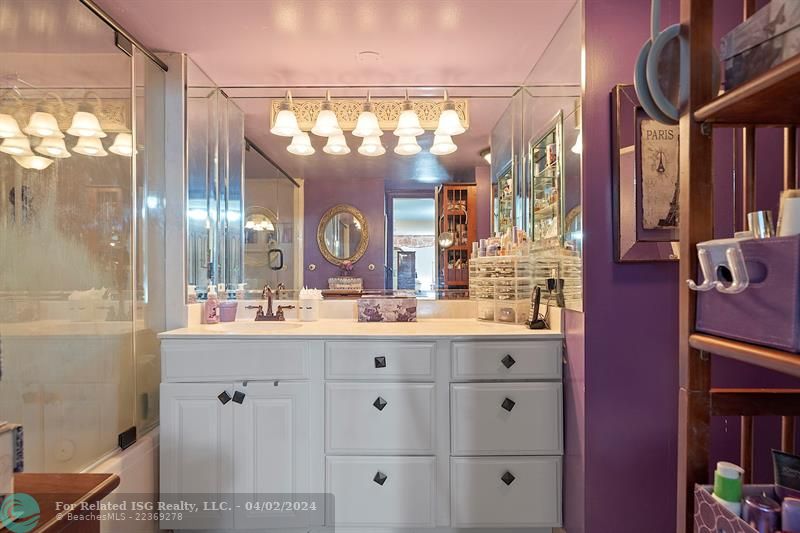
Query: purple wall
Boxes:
[
  {"xmin": 475, "ymin": 166, "xmax": 492, "ymax": 240},
  {"xmin": 303, "ymin": 177, "xmax": 386, "ymax": 289},
  {"xmin": 580, "ymin": 1, "xmax": 754, "ymax": 531}
]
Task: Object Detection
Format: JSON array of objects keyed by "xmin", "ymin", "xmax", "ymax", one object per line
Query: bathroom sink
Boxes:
[{"xmin": 212, "ymin": 321, "xmax": 303, "ymax": 333}]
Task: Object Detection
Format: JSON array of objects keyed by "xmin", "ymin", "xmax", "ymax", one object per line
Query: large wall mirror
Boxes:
[{"xmin": 317, "ymin": 204, "xmax": 369, "ymax": 266}]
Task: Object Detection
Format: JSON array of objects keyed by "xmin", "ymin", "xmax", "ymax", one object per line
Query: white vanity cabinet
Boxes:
[{"xmin": 160, "ymin": 327, "xmax": 563, "ymax": 532}]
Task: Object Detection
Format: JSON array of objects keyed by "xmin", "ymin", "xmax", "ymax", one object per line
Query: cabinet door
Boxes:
[
  {"xmin": 160, "ymin": 382, "xmax": 234, "ymax": 530},
  {"xmin": 233, "ymin": 381, "xmax": 315, "ymax": 530}
]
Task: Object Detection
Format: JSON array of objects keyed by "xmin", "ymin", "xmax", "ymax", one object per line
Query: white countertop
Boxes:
[{"xmin": 159, "ymin": 319, "xmax": 563, "ymax": 340}]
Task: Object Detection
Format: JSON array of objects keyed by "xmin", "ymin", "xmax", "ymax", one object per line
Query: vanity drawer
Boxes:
[
  {"xmin": 451, "ymin": 340, "xmax": 562, "ymax": 380},
  {"xmin": 326, "ymin": 383, "xmax": 435, "ymax": 454},
  {"xmin": 451, "ymin": 383, "xmax": 562, "ymax": 455},
  {"xmin": 451, "ymin": 456, "xmax": 562, "ymax": 528},
  {"xmin": 326, "ymin": 456, "xmax": 436, "ymax": 528},
  {"xmin": 162, "ymin": 340, "xmax": 309, "ymax": 382},
  {"xmin": 325, "ymin": 341, "xmax": 435, "ymax": 380}
]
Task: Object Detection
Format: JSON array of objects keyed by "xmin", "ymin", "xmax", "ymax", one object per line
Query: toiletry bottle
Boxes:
[
  {"xmin": 217, "ymin": 283, "xmax": 227, "ymax": 301},
  {"xmin": 712, "ymin": 461, "xmax": 745, "ymax": 516},
  {"xmin": 236, "ymin": 283, "xmax": 246, "ymax": 300},
  {"xmin": 204, "ymin": 284, "xmax": 220, "ymax": 324}
]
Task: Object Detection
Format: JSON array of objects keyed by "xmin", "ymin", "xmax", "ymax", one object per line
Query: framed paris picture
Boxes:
[{"xmin": 612, "ymin": 84, "xmax": 680, "ymax": 262}]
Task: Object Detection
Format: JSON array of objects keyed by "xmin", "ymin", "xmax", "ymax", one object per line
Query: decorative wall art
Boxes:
[{"xmin": 612, "ymin": 84, "xmax": 680, "ymax": 262}]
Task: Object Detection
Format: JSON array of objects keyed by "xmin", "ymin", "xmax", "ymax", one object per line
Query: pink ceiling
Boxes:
[{"xmin": 93, "ymin": 0, "xmax": 575, "ymax": 87}]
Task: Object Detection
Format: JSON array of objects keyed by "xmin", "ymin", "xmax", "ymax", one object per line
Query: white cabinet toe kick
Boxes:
[{"xmin": 160, "ymin": 335, "xmax": 563, "ymax": 531}]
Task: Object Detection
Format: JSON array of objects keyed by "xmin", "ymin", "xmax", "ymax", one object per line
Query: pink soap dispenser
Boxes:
[{"xmin": 203, "ymin": 283, "xmax": 220, "ymax": 324}]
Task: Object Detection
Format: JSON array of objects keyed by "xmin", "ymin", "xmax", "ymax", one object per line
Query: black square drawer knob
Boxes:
[
  {"xmin": 374, "ymin": 356, "xmax": 387, "ymax": 368},
  {"xmin": 501, "ymin": 398, "xmax": 516, "ymax": 412},
  {"xmin": 501, "ymin": 354, "xmax": 516, "ymax": 368},
  {"xmin": 501, "ymin": 471, "xmax": 515, "ymax": 486},
  {"xmin": 218, "ymin": 391, "xmax": 231, "ymax": 405},
  {"xmin": 373, "ymin": 396, "xmax": 388, "ymax": 411},
  {"xmin": 232, "ymin": 391, "xmax": 246, "ymax": 404},
  {"xmin": 373, "ymin": 471, "xmax": 388, "ymax": 486}
]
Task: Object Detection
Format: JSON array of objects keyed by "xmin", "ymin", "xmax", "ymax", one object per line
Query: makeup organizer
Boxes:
[{"xmin": 469, "ymin": 256, "xmax": 533, "ymax": 324}]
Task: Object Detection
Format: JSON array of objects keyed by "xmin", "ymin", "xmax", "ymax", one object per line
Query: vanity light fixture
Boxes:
[
  {"xmin": 352, "ymin": 93, "xmax": 382, "ymax": 138},
  {"xmin": 72, "ymin": 136, "xmax": 108, "ymax": 157},
  {"xmin": 435, "ymin": 90, "xmax": 465, "ymax": 136},
  {"xmin": 430, "ymin": 134, "xmax": 457, "ymax": 156},
  {"xmin": 357, "ymin": 135, "xmax": 385, "ymax": 156},
  {"xmin": 287, "ymin": 131, "xmax": 315, "ymax": 156},
  {"xmin": 322, "ymin": 134, "xmax": 350, "ymax": 155},
  {"xmin": 394, "ymin": 135, "xmax": 421, "ymax": 156},
  {"xmin": 34, "ymin": 136, "xmax": 71, "ymax": 158},
  {"xmin": 24, "ymin": 111, "xmax": 63, "ymax": 138},
  {"xmin": 13, "ymin": 155, "xmax": 53, "ymax": 170},
  {"xmin": 393, "ymin": 90, "xmax": 423, "ymax": 137},
  {"xmin": 67, "ymin": 110, "xmax": 106, "ymax": 138},
  {"xmin": 480, "ymin": 148, "xmax": 491, "ymax": 164},
  {"xmin": 0, "ymin": 114, "xmax": 23, "ymax": 138},
  {"xmin": 312, "ymin": 90, "xmax": 342, "ymax": 137},
  {"xmin": 571, "ymin": 131, "xmax": 582, "ymax": 155},
  {"xmin": 0, "ymin": 136, "xmax": 34, "ymax": 156},
  {"xmin": 270, "ymin": 91, "xmax": 302, "ymax": 137},
  {"xmin": 109, "ymin": 133, "xmax": 135, "ymax": 157}
]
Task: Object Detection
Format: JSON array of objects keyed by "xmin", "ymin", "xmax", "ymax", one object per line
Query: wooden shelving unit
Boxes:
[
  {"xmin": 436, "ymin": 183, "xmax": 477, "ymax": 289},
  {"xmin": 677, "ymin": 3, "xmax": 800, "ymax": 532}
]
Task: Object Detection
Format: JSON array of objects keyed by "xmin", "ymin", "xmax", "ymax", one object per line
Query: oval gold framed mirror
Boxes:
[{"xmin": 317, "ymin": 204, "xmax": 369, "ymax": 266}]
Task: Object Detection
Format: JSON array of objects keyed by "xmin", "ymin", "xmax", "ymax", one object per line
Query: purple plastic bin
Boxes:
[
  {"xmin": 218, "ymin": 301, "xmax": 238, "ymax": 322},
  {"xmin": 696, "ymin": 235, "xmax": 800, "ymax": 352}
]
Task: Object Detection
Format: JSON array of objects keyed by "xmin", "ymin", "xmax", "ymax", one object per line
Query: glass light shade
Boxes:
[
  {"xmin": 435, "ymin": 107, "xmax": 465, "ymax": 136},
  {"xmin": 312, "ymin": 104, "xmax": 342, "ymax": 137},
  {"xmin": 0, "ymin": 114, "xmax": 23, "ymax": 138},
  {"xmin": 13, "ymin": 155, "xmax": 53, "ymax": 170},
  {"xmin": 34, "ymin": 136, "xmax": 71, "ymax": 158},
  {"xmin": 0, "ymin": 136, "xmax": 34, "ymax": 156},
  {"xmin": 393, "ymin": 106, "xmax": 423, "ymax": 137},
  {"xmin": 352, "ymin": 104, "xmax": 382, "ymax": 137},
  {"xmin": 109, "ymin": 133, "xmax": 135, "ymax": 156},
  {"xmin": 66, "ymin": 111, "xmax": 106, "ymax": 138},
  {"xmin": 430, "ymin": 134, "xmax": 457, "ymax": 156},
  {"xmin": 393, "ymin": 135, "xmax": 421, "ymax": 156},
  {"xmin": 571, "ymin": 132, "xmax": 582, "ymax": 155},
  {"xmin": 287, "ymin": 132, "xmax": 315, "ymax": 156},
  {"xmin": 357, "ymin": 135, "xmax": 385, "ymax": 156},
  {"xmin": 72, "ymin": 136, "xmax": 108, "ymax": 157},
  {"xmin": 24, "ymin": 112, "xmax": 64, "ymax": 138},
  {"xmin": 322, "ymin": 134, "xmax": 350, "ymax": 155},
  {"xmin": 481, "ymin": 149, "xmax": 491, "ymax": 164},
  {"xmin": 270, "ymin": 107, "xmax": 301, "ymax": 137}
]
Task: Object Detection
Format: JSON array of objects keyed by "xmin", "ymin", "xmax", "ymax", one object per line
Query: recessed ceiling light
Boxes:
[{"xmin": 356, "ymin": 50, "xmax": 381, "ymax": 63}]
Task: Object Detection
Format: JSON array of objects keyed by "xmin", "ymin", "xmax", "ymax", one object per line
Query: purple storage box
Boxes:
[
  {"xmin": 695, "ymin": 484, "xmax": 776, "ymax": 533},
  {"xmin": 218, "ymin": 301, "xmax": 238, "ymax": 322},
  {"xmin": 697, "ymin": 235, "xmax": 800, "ymax": 352}
]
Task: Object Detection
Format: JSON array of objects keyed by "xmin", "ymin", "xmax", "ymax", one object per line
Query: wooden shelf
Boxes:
[
  {"xmin": 694, "ymin": 54, "xmax": 800, "ymax": 126},
  {"xmin": 689, "ymin": 333, "xmax": 800, "ymax": 378}
]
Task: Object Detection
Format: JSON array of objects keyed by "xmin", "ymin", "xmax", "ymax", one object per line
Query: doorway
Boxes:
[{"xmin": 387, "ymin": 195, "xmax": 436, "ymax": 297}]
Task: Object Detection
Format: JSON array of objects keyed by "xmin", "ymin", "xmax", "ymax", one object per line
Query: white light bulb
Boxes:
[
  {"xmin": 393, "ymin": 104, "xmax": 423, "ymax": 137},
  {"xmin": 323, "ymin": 134, "xmax": 350, "ymax": 155},
  {"xmin": 357, "ymin": 135, "xmax": 385, "ymax": 157},
  {"xmin": 73, "ymin": 136, "xmax": 108, "ymax": 157},
  {"xmin": 352, "ymin": 102, "xmax": 382, "ymax": 138},
  {"xmin": 271, "ymin": 107, "xmax": 301, "ymax": 137},
  {"xmin": 0, "ymin": 114, "xmax": 23, "ymax": 138},
  {"xmin": 430, "ymin": 134, "xmax": 457, "ymax": 156},
  {"xmin": 435, "ymin": 105, "xmax": 465, "ymax": 136},
  {"xmin": 109, "ymin": 133, "xmax": 135, "ymax": 156},
  {"xmin": 393, "ymin": 136, "xmax": 421, "ymax": 156},
  {"xmin": 34, "ymin": 136, "xmax": 71, "ymax": 158},
  {"xmin": 0, "ymin": 136, "xmax": 34, "ymax": 156},
  {"xmin": 287, "ymin": 132, "xmax": 315, "ymax": 156},
  {"xmin": 13, "ymin": 155, "xmax": 53, "ymax": 170},
  {"xmin": 67, "ymin": 111, "xmax": 106, "ymax": 138},
  {"xmin": 24, "ymin": 112, "xmax": 64, "ymax": 138}
]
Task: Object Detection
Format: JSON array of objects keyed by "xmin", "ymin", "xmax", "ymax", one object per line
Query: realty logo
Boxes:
[{"xmin": 0, "ymin": 493, "xmax": 41, "ymax": 533}]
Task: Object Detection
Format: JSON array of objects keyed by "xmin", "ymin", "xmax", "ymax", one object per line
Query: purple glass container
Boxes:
[
  {"xmin": 783, "ymin": 497, "xmax": 800, "ymax": 533},
  {"xmin": 742, "ymin": 495, "xmax": 780, "ymax": 533}
]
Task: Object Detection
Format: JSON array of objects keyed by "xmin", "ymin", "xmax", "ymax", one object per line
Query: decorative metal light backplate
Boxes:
[{"xmin": 271, "ymin": 98, "xmax": 469, "ymax": 132}]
